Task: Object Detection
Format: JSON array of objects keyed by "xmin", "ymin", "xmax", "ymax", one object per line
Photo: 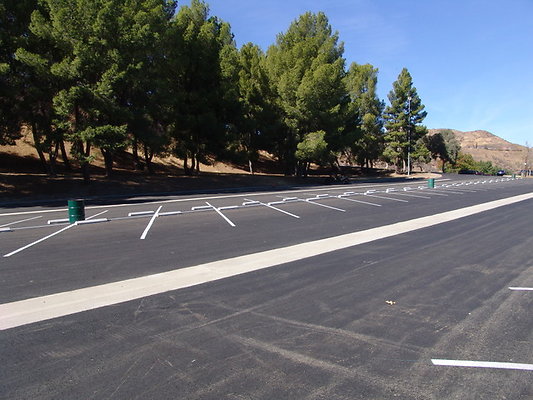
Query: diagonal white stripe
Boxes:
[
  {"xmin": 3, "ymin": 211, "xmax": 108, "ymax": 257},
  {"xmin": 206, "ymin": 202, "xmax": 236, "ymax": 227},
  {"xmin": 304, "ymin": 199, "xmax": 346, "ymax": 212},
  {"xmin": 365, "ymin": 194, "xmax": 409, "ymax": 203},
  {"xmin": 245, "ymin": 198, "xmax": 300, "ymax": 219},
  {"xmin": 0, "ymin": 216, "xmax": 42, "ymax": 228},
  {"xmin": 140, "ymin": 206, "xmax": 162, "ymax": 239},
  {"xmin": 0, "ymin": 192, "xmax": 532, "ymax": 330},
  {"xmin": 3, "ymin": 224, "xmax": 76, "ymax": 258},
  {"xmin": 432, "ymin": 359, "xmax": 533, "ymax": 371}
]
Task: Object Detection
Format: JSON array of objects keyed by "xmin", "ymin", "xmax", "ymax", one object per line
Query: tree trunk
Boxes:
[
  {"xmin": 102, "ymin": 149, "xmax": 114, "ymax": 177},
  {"xmin": 48, "ymin": 141, "xmax": 59, "ymax": 177},
  {"xmin": 82, "ymin": 141, "xmax": 91, "ymax": 184},
  {"xmin": 133, "ymin": 138, "xmax": 144, "ymax": 170},
  {"xmin": 31, "ymin": 121, "xmax": 49, "ymax": 175},
  {"xmin": 183, "ymin": 154, "xmax": 190, "ymax": 175},
  {"xmin": 190, "ymin": 154, "xmax": 195, "ymax": 174},
  {"xmin": 189, "ymin": 153, "xmax": 196, "ymax": 175},
  {"xmin": 59, "ymin": 139, "xmax": 71, "ymax": 171},
  {"xmin": 143, "ymin": 143, "xmax": 155, "ymax": 175}
]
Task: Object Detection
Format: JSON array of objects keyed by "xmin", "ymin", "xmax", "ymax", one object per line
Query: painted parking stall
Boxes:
[
  {"xmin": 1, "ymin": 190, "xmax": 532, "ymax": 330},
  {"xmin": 1, "ymin": 176, "xmax": 532, "ymax": 399},
  {"xmin": 0, "ymin": 176, "xmax": 528, "ymax": 257}
]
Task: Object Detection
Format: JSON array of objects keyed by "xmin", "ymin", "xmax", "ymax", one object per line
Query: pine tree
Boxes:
[
  {"xmin": 15, "ymin": 0, "xmax": 72, "ymax": 176},
  {"xmin": 383, "ymin": 68, "xmax": 427, "ymax": 173},
  {"xmin": 230, "ymin": 43, "xmax": 281, "ymax": 173},
  {"xmin": 425, "ymin": 129, "xmax": 461, "ymax": 171},
  {"xmin": 113, "ymin": 0, "xmax": 176, "ymax": 174},
  {"xmin": 0, "ymin": 0, "xmax": 36, "ymax": 146},
  {"xmin": 265, "ymin": 12, "xmax": 352, "ymax": 175},
  {"xmin": 295, "ymin": 130, "xmax": 330, "ymax": 176},
  {"xmin": 165, "ymin": 0, "xmax": 232, "ymax": 174},
  {"xmin": 27, "ymin": 0, "xmax": 133, "ymax": 182},
  {"xmin": 23, "ymin": 0, "xmax": 175, "ymax": 180},
  {"xmin": 345, "ymin": 63, "xmax": 384, "ymax": 168}
]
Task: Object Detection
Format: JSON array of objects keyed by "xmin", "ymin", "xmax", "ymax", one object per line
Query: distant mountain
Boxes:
[{"xmin": 428, "ymin": 129, "xmax": 530, "ymax": 171}]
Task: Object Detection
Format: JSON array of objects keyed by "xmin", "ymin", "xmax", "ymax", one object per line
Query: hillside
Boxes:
[
  {"xmin": 429, "ymin": 129, "xmax": 529, "ymax": 171},
  {"xmin": 0, "ymin": 127, "xmax": 527, "ymax": 201},
  {"xmin": 0, "ymin": 135, "xmax": 298, "ymax": 200},
  {"xmin": 3, "ymin": 129, "xmax": 528, "ymax": 176}
]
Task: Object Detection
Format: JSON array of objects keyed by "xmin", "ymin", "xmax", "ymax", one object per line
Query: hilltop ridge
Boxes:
[{"xmin": 429, "ymin": 129, "xmax": 529, "ymax": 171}]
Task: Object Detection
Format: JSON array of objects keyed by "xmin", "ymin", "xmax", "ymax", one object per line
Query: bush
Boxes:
[{"xmin": 447, "ymin": 152, "xmax": 502, "ymax": 175}]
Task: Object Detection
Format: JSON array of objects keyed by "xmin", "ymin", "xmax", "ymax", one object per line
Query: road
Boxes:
[{"xmin": 1, "ymin": 176, "xmax": 532, "ymax": 399}]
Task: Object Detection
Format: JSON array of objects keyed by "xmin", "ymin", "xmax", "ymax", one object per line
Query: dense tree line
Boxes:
[{"xmin": 1, "ymin": 0, "xmax": 444, "ymax": 182}]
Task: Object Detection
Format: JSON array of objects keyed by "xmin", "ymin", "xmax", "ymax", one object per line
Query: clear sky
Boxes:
[{"xmin": 179, "ymin": 0, "xmax": 532, "ymax": 146}]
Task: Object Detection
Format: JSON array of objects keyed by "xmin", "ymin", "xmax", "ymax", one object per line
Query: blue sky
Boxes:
[{"xmin": 179, "ymin": 0, "xmax": 532, "ymax": 146}]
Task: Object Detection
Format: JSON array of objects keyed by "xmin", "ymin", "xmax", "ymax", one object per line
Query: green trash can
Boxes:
[
  {"xmin": 68, "ymin": 199, "xmax": 85, "ymax": 223},
  {"xmin": 428, "ymin": 178, "xmax": 435, "ymax": 188}
]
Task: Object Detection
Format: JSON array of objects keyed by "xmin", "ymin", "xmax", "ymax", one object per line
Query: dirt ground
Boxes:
[{"xmin": 0, "ymin": 137, "xmax": 438, "ymax": 204}]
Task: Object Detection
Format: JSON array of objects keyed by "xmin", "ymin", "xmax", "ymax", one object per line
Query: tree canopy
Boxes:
[
  {"xmin": 383, "ymin": 68, "xmax": 428, "ymax": 173},
  {"xmin": 345, "ymin": 63, "xmax": 384, "ymax": 168},
  {"xmin": 265, "ymin": 12, "xmax": 356, "ymax": 174},
  {"xmin": 425, "ymin": 129, "xmax": 461, "ymax": 171},
  {"xmin": 2, "ymin": 1, "xmax": 461, "ymax": 181}
]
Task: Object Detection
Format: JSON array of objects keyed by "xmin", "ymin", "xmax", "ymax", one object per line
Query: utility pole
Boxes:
[
  {"xmin": 525, "ymin": 141, "xmax": 531, "ymax": 177},
  {"xmin": 407, "ymin": 96, "xmax": 412, "ymax": 176}
]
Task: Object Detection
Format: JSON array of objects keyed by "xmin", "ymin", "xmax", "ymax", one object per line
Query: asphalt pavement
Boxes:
[{"xmin": 1, "ymin": 176, "xmax": 532, "ymax": 399}]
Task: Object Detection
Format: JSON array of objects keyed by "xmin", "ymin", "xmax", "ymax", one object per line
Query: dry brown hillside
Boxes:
[
  {"xmin": 0, "ymin": 127, "xmax": 527, "ymax": 201},
  {"xmin": 429, "ymin": 129, "xmax": 530, "ymax": 171},
  {"xmin": 3, "ymin": 128, "xmax": 529, "ymax": 175}
]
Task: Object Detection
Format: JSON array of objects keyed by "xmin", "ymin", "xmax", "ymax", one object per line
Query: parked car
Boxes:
[
  {"xmin": 458, "ymin": 169, "xmax": 478, "ymax": 175},
  {"xmin": 496, "ymin": 170, "xmax": 505, "ymax": 176}
]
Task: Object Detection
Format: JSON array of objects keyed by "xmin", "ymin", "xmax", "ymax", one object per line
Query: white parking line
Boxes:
[
  {"xmin": 441, "ymin": 187, "xmax": 477, "ymax": 193},
  {"xmin": 244, "ymin": 198, "xmax": 300, "ymax": 219},
  {"xmin": 303, "ymin": 199, "xmax": 346, "ymax": 212},
  {"xmin": 454, "ymin": 188, "xmax": 480, "ymax": 193},
  {"xmin": 140, "ymin": 206, "xmax": 162, "ymax": 240},
  {"xmin": 0, "ymin": 181, "xmax": 426, "ymax": 218},
  {"xmin": 1, "ymin": 176, "xmax": 521, "ymax": 219},
  {"xmin": 0, "ymin": 216, "xmax": 42, "ymax": 228},
  {"xmin": 417, "ymin": 190, "xmax": 449, "ymax": 196},
  {"xmin": 129, "ymin": 211, "xmax": 155, "ymax": 217},
  {"xmin": 431, "ymin": 359, "xmax": 533, "ymax": 371},
  {"xmin": 205, "ymin": 202, "xmax": 236, "ymax": 227},
  {"xmin": 364, "ymin": 194, "xmax": 409, "ymax": 203},
  {"xmin": 4, "ymin": 225, "xmax": 76, "ymax": 258},
  {"xmin": 435, "ymin": 189, "xmax": 465, "ymax": 195},
  {"xmin": 337, "ymin": 196, "xmax": 381, "ymax": 207},
  {"xmin": 3, "ymin": 210, "xmax": 109, "ymax": 257},
  {"xmin": 1, "ymin": 192, "xmax": 531, "ymax": 330},
  {"xmin": 389, "ymin": 192, "xmax": 431, "ymax": 199},
  {"xmin": 159, "ymin": 211, "xmax": 182, "ymax": 217},
  {"xmin": 509, "ymin": 287, "xmax": 533, "ymax": 291}
]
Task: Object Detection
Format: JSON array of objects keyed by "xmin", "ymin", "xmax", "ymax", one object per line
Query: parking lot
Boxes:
[
  {"xmin": 0, "ymin": 176, "xmax": 524, "ymax": 253},
  {"xmin": 1, "ymin": 176, "xmax": 532, "ymax": 399}
]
